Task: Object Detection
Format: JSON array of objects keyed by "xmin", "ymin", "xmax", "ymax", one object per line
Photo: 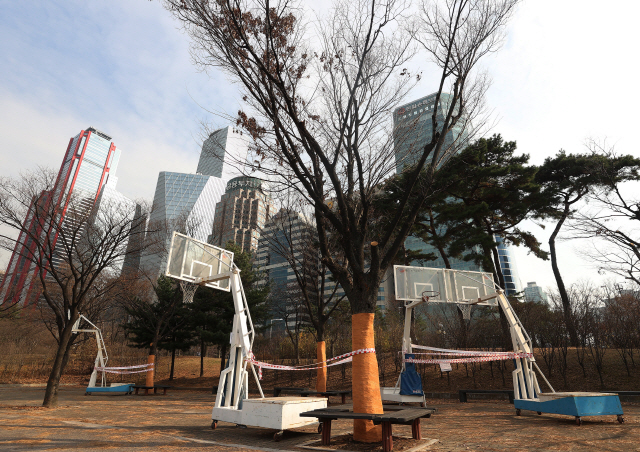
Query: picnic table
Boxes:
[
  {"xmin": 132, "ymin": 385, "xmax": 171, "ymax": 395},
  {"xmin": 301, "ymin": 404, "xmax": 436, "ymax": 452}
]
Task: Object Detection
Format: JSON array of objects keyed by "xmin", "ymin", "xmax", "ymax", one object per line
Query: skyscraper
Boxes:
[
  {"xmin": 210, "ymin": 176, "xmax": 273, "ymax": 253},
  {"xmin": 0, "ymin": 127, "xmax": 124, "ymax": 306},
  {"xmin": 140, "ymin": 171, "xmax": 226, "ymax": 278},
  {"xmin": 524, "ymin": 282, "xmax": 548, "ymax": 304},
  {"xmin": 393, "ymin": 92, "xmax": 468, "ymax": 173},
  {"xmin": 393, "ymin": 93, "xmax": 480, "ymax": 272},
  {"xmin": 496, "ymin": 236, "xmax": 523, "ymax": 296},
  {"xmin": 197, "ymin": 126, "xmax": 248, "ymax": 180}
]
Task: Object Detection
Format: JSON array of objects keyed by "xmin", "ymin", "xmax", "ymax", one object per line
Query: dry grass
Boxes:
[{"xmin": 2, "ymin": 318, "xmax": 639, "ymax": 393}]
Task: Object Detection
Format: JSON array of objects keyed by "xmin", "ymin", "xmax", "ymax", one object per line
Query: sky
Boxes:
[{"xmin": 1, "ymin": 0, "xmax": 639, "ymax": 293}]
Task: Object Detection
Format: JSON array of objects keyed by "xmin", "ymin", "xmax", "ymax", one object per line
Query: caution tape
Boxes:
[
  {"xmin": 95, "ymin": 363, "xmax": 154, "ymax": 374},
  {"xmin": 404, "ymin": 352, "xmax": 532, "ymax": 365},
  {"xmin": 411, "ymin": 344, "xmax": 523, "ymax": 356},
  {"xmin": 246, "ymin": 348, "xmax": 376, "ymax": 380}
]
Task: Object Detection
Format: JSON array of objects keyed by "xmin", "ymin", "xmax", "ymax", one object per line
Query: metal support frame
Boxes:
[
  {"xmin": 211, "ymin": 268, "xmax": 264, "ymax": 409},
  {"xmin": 72, "ymin": 314, "xmax": 108, "ymax": 388},
  {"xmin": 398, "ymin": 288, "xmax": 553, "ymax": 400}
]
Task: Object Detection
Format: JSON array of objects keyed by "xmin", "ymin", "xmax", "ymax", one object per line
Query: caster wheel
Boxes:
[
  {"xmin": 575, "ymin": 417, "xmax": 582, "ymax": 426},
  {"xmin": 516, "ymin": 409, "xmax": 521, "ymax": 416},
  {"xmin": 318, "ymin": 424, "xmax": 323, "ymax": 434},
  {"xmin": 274, "ymin": 431, "xmax": 284, "ymax": 442},
  {"xmin": 211, "ymin": 420, "xmax": 218, "ymax": 430},
  {"xmin": 617, "ymin": 415, "xmax": 625, "ymax": 424},
  {"xmin": 537, "ymin": 412, "xmax": 542, "ymax": 415}
]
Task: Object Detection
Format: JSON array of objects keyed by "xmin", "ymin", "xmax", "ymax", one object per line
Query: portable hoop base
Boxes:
[
  {"xmin": 212, "ymin": 397, "xmax": 326, "ymax": 432},
  {"xmin": 514, "ymin": 392, "xmax": 623, "ymax": 424}
]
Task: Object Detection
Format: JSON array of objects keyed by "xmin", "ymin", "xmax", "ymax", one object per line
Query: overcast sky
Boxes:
[{"xmin": 1, "ymin": 0, "xmax": 638, "ymax": 293}]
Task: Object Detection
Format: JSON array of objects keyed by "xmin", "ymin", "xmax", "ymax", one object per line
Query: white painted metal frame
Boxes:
[
  {"xmin": 392, "ymin": 265, "xmax": 554, "ymax": 402},
  {"xmin": 72, "ymin": 314, "xmax": 108, "ymax": 388},
  {"xmin": 166, "ymin": 232, "xmax": 326, "ymax": 432}
]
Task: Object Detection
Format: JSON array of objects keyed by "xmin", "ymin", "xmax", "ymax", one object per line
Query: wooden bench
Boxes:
[
  {"xmin": 301, "ymin": 405, "xmax": 435, "ymax": 452},
  {"xmin": 273, "ymin": 387, "xmax": 308, "ymax": 397},
  {"xmin": 459, "ymin": 389, "xmax": 514, "ymax": 404},
  {"xmin": 298, "ymin": 390, "xmax": 351, "ymax": 404},
  {"xmin": 133, "ymin": 385, "xmax": 171, "ymax": 395}
]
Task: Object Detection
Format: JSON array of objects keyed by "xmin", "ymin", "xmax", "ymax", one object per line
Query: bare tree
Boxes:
[
  {"xmin": 0, "ymin": 168, "xmax": 151, "ymax": 407},
  {"xmin": 260, "ymin": 203, "xmax": 346, "ymax": 390},
  {"xmin": 164, "ymin": 0, "xmax": 518, "ymax": 440}
]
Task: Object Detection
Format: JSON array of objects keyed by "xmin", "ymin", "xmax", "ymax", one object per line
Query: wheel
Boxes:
[
  {"xmin": 575, "ymin": 417, "xmax": 582, "ymax": 426},
  {"xmin": 516, "ymin": 409, "xmax": 521, "ymax": 416},
  {"xmin": 537, "ymin": 412, "xmax": 542, "ymax": 415},
  {"xmin": 274, "ymin": 431, "xmax": 284, "ymax": 442},
  {"xmin": 317, "ymin": 423, "xmax": 323, "ymax": 434},
  {"xmin": 617, "ymin": 415, "xmax": 625, "ymax": 424},
  {"xmin": 211, "ymin": 420, "xmax": 218, "ymax": 430}
]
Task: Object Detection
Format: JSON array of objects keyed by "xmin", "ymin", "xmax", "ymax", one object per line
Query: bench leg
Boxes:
[
  {"xmin": 382, "ymin": 422, "xmax": 393, "ymax": 452},
  {"xmin": 411, "ymin": 419, "xmax": 421, "ymax": 440},
  {"xmin": 341, "ymin": 394, "xmax": 346, "ymax": 404},
  {"xmin": 144, "ymin": 388, "xmax": 150, "ymax": 395},
  {"xmin": 163, "ymin": 388, "xmax": 168, "ymax": 395},
  {"xmin": 321, "ymin": 420, "xmax": 332, "ymax": 446},
  {"xmin": 459, "ymin": 390, "xmax": 467, "ymax": 403},
  {"xmin": 153, "ymin": 387, "xmax": 158, "ymax": 394}
]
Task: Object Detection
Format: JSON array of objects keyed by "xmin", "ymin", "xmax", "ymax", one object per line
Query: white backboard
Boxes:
[
  {"xmin": 166, "ymin": 232, "xmax": 234, "ymax": 291},
  {"xmin": 394, "ymin": 265, "xmax": 497, "ymax": 306}
]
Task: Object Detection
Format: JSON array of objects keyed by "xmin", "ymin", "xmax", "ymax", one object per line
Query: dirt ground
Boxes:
[{"xmin": 0, "ymin": 386, "xmax": 638, "ymax": 452}]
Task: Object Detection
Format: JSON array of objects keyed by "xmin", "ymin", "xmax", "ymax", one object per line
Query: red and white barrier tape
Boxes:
[
  {"xmin": 405, "ymin": 352, "xmax": 532, "ymax": 365},
  {"xmin": 410, "ymin": 344, "xmax": 522, "ymax": 356},
  {"xmin": 246, "ymin": 348, "xmax": 375, "ymax": 380},
  {"xmin": 95, "ymin": 363, "xmax": 154, "ymax": 374}
]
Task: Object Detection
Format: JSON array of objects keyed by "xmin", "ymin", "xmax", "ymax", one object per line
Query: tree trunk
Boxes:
[
  {"xmin": 316, "ymin": 341, "xmax": 327, "ymax": 392},
  {"xmin": 219, "ymin": 342, "xmax": 228, "ymax": 375},
  {"xmin": 549, "ymin": 206, "xmax": 579, "ymax": 347},
  {"xmin": 480, "ymin": 240, "xmax": 511, "ymax": 350},
  {"xmin": 170, "ymin": 347, "xmax": 176, "ymax": 381},
  {"xmin": 352, "ymin": 313, "xmax": 383, "ymax": 442},
  {"xmin": 200, "ymin": 340, "xmax": 206, "ymax": 377},
  {"xmin": 42, "ymin": 323, "xmax": 76, "ymax": 407}
]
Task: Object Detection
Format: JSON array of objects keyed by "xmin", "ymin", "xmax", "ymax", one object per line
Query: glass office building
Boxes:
[
  {"xmin": 393, "ymin": 92, "xmax": 468, "ymax": 173},
  {"xmin": 197, "ymin": 126, "xmax": 248, "ymax": 180},
  {"xmin": 393, "ymin": 93, "xmax": 479, "ymax": 272},
  {"xmin": 496, "ymin": 236, "xmax": 523, "ymax": 296},
  {"xmin": 140, "ymin": 171, "xmax": 226, "ymax": 278}
]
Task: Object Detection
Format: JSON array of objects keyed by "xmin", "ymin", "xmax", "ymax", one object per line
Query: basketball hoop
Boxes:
[
  {"xmin": 457, "ymin": 302, "xmax": 473, "ymax": 321},
  {"xmin": 421, "ymin": 290, "xmax": 440, "ymax": 303},
  {"xmin": 180, "ymin": 281, "xmax": 198, "ymax": 304}
]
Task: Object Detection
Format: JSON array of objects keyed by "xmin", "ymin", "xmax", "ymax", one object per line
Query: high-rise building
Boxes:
[
  {"xmin": 0, "ymin": 127, "xmax": 124, "ymax": 306},
  {"xmin": 210, "ymin": 176, "xmax": 273, "ymax": 253},
  {"xmin": 496, "ymin": 236, "xmax": 523, "ymax": 296},
  {"xmin": 524, "ymin": 281, "xmax": 548, "ymax": 304},
  {"xmin": 197, "ymin": 126, "xmax": 248, "ymax": 180},
  {"xmin": 393, "ymin": 92, "xmax": 468, "ymax": 173},
  {"xmin": 393, "ymin": 93, "xmax": 479, "ymax": 272},
  {"xmin": 140, "ymin": 172, "xmax": 226, "ymax": 278}
]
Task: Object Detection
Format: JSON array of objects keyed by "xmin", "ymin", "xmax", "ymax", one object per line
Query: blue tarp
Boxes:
[{"xmin": 400, "ymin": 353, "xmax": 424, "ymax": 396}]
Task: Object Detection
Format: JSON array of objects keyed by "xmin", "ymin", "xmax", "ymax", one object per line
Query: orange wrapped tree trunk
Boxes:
[
  {"xmin": 145, "ymin": 354, "xmax": 155, "ymax": 387},
  {"xmin": 352, "ymin": 313, "xmax": 383, "ymax": 442},
  {"xmin": 316, "ymin": 341, "xmax": 327, "ymax": 392}
]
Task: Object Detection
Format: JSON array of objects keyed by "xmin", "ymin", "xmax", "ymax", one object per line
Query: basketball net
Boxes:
[
  {"xmin": 180, "ymin": 281, "xmax": 198, "ymax": 304},
  {"xmin": 457, "ymin": 303, "xmax": 473, "ymax": 321},
  {"xmin": 421, "ymin": 290, "xmax": 440, "ymax": 304}
]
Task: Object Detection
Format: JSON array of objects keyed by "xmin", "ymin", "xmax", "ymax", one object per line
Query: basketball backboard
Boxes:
[
  {"xmin": 394, "ymin": 265, "xmax": 498, "ymax": 306},
  {"xmin": 166, "ymin": 232, "xmax": 234, "ymax": 291}
]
